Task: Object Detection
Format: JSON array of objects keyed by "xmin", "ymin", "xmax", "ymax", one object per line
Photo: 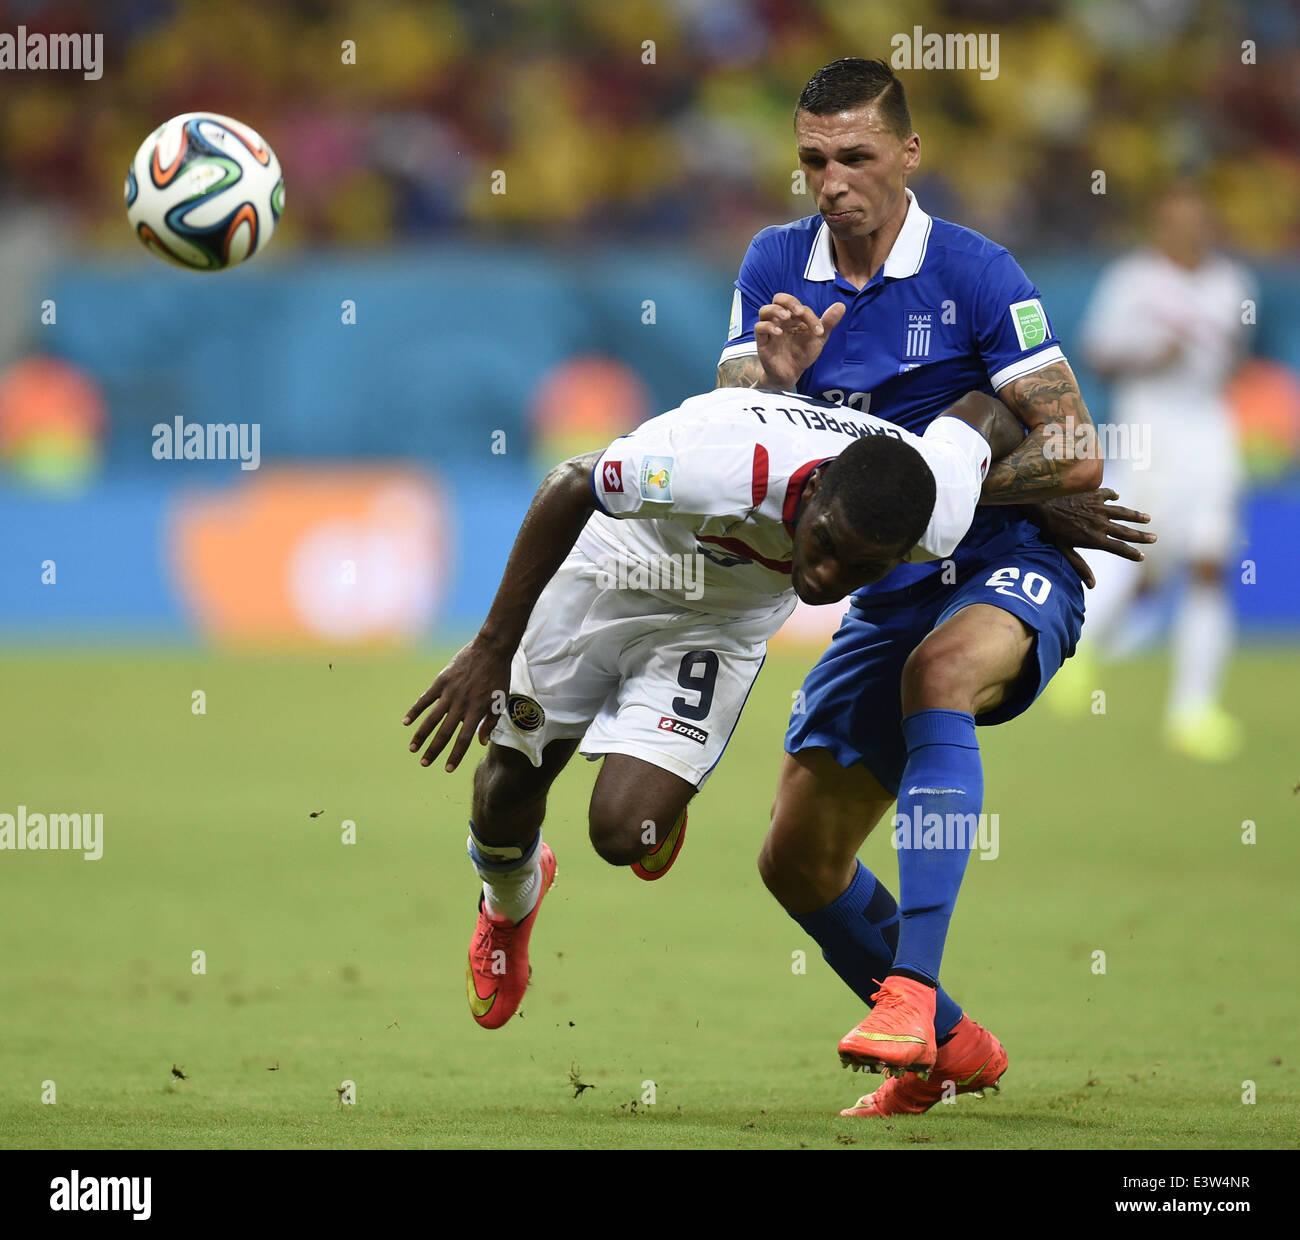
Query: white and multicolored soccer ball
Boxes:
[{"xmin": 125, "ymin": 112, "xmax": 284, "ymax": 271}]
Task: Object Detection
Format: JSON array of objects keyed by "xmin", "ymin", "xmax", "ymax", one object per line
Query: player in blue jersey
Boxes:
[{"xmin": 717, "ymin": 58, "xmax": 1152, "ymax": 1117}]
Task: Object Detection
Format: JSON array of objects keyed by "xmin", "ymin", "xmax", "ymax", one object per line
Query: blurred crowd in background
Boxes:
[
  {"xmin": 3, "ymin": 0, "xmax": 1299, "ymax": 646},
  {"xmin": 2, "ymin": 0, "xmax": 1299, "ymax": 257}
]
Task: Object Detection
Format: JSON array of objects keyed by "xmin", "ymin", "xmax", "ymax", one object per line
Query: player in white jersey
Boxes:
[
  {"xmin": 402, "ymin": 385, "xmax": 1151, "ymax": 1031},
  {"xmin": 1070, "ymin": 182, "xmax": 1254, "ymax": 758}
]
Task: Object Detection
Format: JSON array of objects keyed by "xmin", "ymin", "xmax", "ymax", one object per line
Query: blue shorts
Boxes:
[{"xmin": 785, "ymin": 535, "xmax": 1085, "ymax": 795}]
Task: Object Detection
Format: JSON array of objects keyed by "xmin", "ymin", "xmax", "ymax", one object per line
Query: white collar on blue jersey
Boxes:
[{"xmin": 803, "ymin": 187, "xmax": 932, "ymax": 283}]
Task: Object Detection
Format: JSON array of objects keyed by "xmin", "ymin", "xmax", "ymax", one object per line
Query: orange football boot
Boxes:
[
  {"xmin": 465, "ymin": 844, "xmax": 556, "ymax": 1029},
  {"xmin": 631, "ymin": 809, "xmax": 688, "ymax": 882},
  {"xmin": 837, "ymin": 975, "xmax": 938, "ymax": 1076},
  {"xmin": 840, "ymin": 1015, "xmax": 1007, "ymax": 1116}
]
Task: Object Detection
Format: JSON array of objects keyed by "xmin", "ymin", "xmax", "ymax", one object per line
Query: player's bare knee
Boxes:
[
  {"xmin": 759, "ymin": 818, "xmax": 836, "ymax": 909},
  {"xmin": 590, "ymin": 789, "xmax": 688, "ymax": 866},
  {"xmin": 756, "ymin": 831, "xmax": 785, "ymax": 894},
  {"xmin": 761, "ymin": 800, "xmax": 809, "ymax": 896},
  {"xmin": 587, "ymin": 803, "xmax": 646, "ymax": 867},
  {"xmin": 902, "ymin": 641, "xmax": 977, "ymax": 713}
]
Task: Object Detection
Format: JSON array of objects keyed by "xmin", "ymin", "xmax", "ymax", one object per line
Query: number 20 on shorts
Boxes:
[{"xmin": 984, "ymin": 565, "xmax": 1053, "ymax": 606}]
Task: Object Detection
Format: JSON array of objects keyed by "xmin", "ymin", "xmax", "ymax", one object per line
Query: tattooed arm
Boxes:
[
  {"xmin": 980, "ymin": 360, "xmax": 1104, "ymax": 503},
  {"xmin": 981, "ymin": 364, "xmax": 1153, "ymax": 581},
  {"xmin": 716, "ymin": 354, "xmax": 772, "ymax": 389}
]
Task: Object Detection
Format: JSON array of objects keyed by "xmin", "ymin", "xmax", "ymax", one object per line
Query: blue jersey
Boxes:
[{"xmin": 720, "ymin": 189, "xmax": 1067, "ymax": 594}]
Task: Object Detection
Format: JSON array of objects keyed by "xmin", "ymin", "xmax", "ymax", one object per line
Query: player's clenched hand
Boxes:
[
  {"xmin": 1028, "ymin": 488, "xmax": 1156, "ymax": 589},
  {"xmin": 755, "ymin": 293, "xmax": 846, "ymax": 390},
  {"xmin": 402, "ymin": 637, "xmax": 513, "ymax": 772}
]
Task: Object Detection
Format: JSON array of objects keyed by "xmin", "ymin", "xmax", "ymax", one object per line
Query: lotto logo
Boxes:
[
  {"xmin": 602, "ymin": 460, "xmax": 624, "ymax": 493},
  {"xmin": 658, "ymin": 716, "xmax": 708, "ymax": 745}
]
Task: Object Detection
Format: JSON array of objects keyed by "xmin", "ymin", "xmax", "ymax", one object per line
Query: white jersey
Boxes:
[
  {"xmin": 493, "ymin": 386, "xmax": 989, "ymax": 787},
  {"xmin": 1079, "ymin": 247, "xmax": 1254, "ymax": 424},
  {"xmin": 580, "ymin": 386, "xmax": 990, "ymax": 622},
  {"xmin": 1079, "ymin": 247, "xmax": 1254, "ymax": 562}
]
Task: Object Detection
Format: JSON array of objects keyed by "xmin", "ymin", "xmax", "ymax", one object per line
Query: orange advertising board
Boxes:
[{"xmin": 168, "ymin": 467, "xmax": 450, "ymax": 646}]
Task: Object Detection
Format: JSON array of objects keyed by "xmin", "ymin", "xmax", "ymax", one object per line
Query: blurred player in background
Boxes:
[{"xmin": 1067, "ymin": 181, "xmax": 1254, "ymax": 760}]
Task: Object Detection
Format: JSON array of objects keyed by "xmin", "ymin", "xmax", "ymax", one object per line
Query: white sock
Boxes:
[
  {"xmin": 1169, "ymin": 582, "xmax": 1233, "ymax": 717},
  {"xmin": 468, "ymin": 829, "xmax": 543, "ymax": 925}
]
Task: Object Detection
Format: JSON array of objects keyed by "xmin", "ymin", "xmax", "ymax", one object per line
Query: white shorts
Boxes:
[
  {"xmin": 489, "ymin": 548, "xmax": 788, "ymax": 787},
  {"xmin": 1102, "ymin": 406, "xmax": 1242, "ymax": 566}
]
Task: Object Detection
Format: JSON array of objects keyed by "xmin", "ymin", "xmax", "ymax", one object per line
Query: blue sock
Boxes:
[
  {"xmin": 794, "ymin": 861, "xmax": 963, "ymax": 1039},
  {"xmin": 892, "ymin": 709, "xmax": 983, "ymax": 984}
]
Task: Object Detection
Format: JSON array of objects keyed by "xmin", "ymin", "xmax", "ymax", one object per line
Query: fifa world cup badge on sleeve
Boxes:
[{"xmin": 639, "ymin": 456, "xmax": 674, "ymax": 501}]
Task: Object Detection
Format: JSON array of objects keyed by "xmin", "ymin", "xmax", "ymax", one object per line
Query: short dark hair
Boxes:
[
  {"xmin": 816, "ymin": 434, "xmax": 935, "ymax": 551},
  {"xmin": 795, "ymin": 57, "xmax": 912, "ymax": 137}
]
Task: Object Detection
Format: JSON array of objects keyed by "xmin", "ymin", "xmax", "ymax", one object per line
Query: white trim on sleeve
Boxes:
[
  {"xmin": 718, "ymin": 341, "xmax": 759, "ymax": 365},
  {"xmin": 989, "ymin": 345, "xmax": 1065, "ymax": 392}
]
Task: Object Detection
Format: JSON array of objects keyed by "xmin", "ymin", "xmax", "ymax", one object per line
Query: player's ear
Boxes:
[
  {"xmin": 902, "ymin": 131, "xmax": 920, "ymax": 176},
  {"xmin": 801, "ymin": 467, "xmax": 824, "ymax": 506}
]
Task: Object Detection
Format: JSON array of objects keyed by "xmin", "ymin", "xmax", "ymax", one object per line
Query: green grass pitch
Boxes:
[{"xmin": 0, "ymin": 646, "xmax": 1296, "ymax": 1150}]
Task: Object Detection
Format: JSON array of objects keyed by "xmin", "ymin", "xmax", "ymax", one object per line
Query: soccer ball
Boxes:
[{"xmin": 125, "ymin": 112, "xmax": 284, "ymax": 271}]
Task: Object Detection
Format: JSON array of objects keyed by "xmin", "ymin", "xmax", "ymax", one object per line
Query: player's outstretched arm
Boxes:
[
  {"xmin": 403, "ymin": 452, "xmax": 600, "ymax": 772},
  {"xmin": 980, "ymin": 360, "xmax": 1104, "ymax": 503}
]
